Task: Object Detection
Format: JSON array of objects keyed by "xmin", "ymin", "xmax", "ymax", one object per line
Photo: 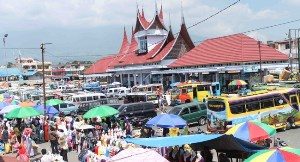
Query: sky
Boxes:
[{"xmin": 0, "ymin": 0, "xmax": 299, "ymax": 65}]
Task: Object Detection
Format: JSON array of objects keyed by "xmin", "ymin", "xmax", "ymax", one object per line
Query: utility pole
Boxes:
[
  {"xmin": 258, "ymin": 41, "xmax": 263, "ymax": 83},
  {"xmin": 298, "ymin": 38, "xmax": 300, "ymax": 74},
  {"xmin": 40, "ymin": 43, "xmax": 52, "ymax": 115},
  {"xmin": 289, "ymin": 29, "xmax": 292, "ymax": 71},
  {"xmin": 3, "ymin": 34, "xmax": 8, "ymax": 81}
]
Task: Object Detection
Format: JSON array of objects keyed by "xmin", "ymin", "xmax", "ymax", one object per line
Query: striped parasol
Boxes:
[{"xmin": 228, "ymin": 79, "xmax": 247, "ymax": 86}]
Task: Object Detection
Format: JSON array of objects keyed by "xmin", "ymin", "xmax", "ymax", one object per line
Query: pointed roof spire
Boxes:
[
  {"xmin": 168, "ymin": 12, "xmax": 172, "ymax": 31},
  {"xmin": 118, "ymin": 26, "xmax": 129, "ymax": 54},
  {"xmin": 181, "ymin": 0, "xmax": 185, "ymax": 24},
  {"xmin": 155, "ymin": 0, "xmax": 158, "ymax": 15},
  {"xmin": 159, "ymin": 0, "xmax": 164, "ymax": 21},
  {"xmin": 142, "ymin": 6, "xmax": 145, "ymax": 17}
]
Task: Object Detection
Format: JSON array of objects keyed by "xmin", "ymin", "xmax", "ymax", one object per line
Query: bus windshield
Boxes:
[{"xmin": 207, "ymin": 100, "xmax": 226, "ymax": 112}]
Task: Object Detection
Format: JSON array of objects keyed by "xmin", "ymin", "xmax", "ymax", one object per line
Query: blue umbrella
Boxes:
[
  {"xmin": 0, "ymin": 102, "xmax": 9, "ymax": 109},
  {"xmin": 34, "ymin": 105, "xmax": 59, "ymax": 116},
  {"xmin": 146, "ymin": 114, "xmax": 187, "ymax": 128}
]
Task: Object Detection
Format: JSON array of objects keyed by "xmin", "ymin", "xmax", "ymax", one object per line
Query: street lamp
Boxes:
[{"xmin": 40, "ymin": 43, "xmax": 52, "ymax": 115}]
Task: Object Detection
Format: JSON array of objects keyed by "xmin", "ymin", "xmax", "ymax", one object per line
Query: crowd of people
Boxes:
[{"xmin": 0, "ymin": 113, "xmax": 224, "ymax": 162}]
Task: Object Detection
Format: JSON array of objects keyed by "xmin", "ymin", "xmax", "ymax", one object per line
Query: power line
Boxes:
[
  {"xmin": 242, "ymin": 18, "xmax": 300, "ymax": 34},
  {"xmin": 0, "ymin": 48, "xmax": 40, "ymax": 50},
  {"xmin": 192, "ymin": 18, "xmax": 300, "ymax": 44},
  {"xmin": 187, "ymin": 0, "xmax": 241, "ymax": 30}
]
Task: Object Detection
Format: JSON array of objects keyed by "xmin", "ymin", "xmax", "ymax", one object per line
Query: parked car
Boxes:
[
  {"xmin": 117, "ymin": 102, "xmax": 157, "ymax": 126},
  {"xmin": 168, "ymin": 102, "xmax": 207, "ymax": 125},
  {"xmin": 53, "ymin": 101, "xmax": 79, "ymax": 116}
]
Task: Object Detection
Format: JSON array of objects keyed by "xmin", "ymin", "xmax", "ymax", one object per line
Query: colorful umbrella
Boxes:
[
  {"xmin": 0, "ymin": 102, "xmax": 9, "ymax": 109},
  {"xmin": 0, "ymin": 105, "xmax": 20, "ymax": 114},
  {"xmin": 228, "ymin": 79, "xmax": 247, "ymax": 86},
  {"xmin": 34, "ymin": 105, "xmax": 59, "ymax": 116},
  {"xmin": 225, "ymin": 121, "xmax": 276, "ymax": 142},
  {"xmin": 245, "ymin": 147, "xmax": 300, "ymax": 162},
  {"xmin": 146, "ymin": 113, "xmax": 187, "ymax": 128},
  {"xmin": 83, "ymin": 105, "xmax": 119, "ymax": 119},
  {"xmin": 46, "ymin": 99, "xmax": 63, "ymax": 106},
  {"xmin": 110, "ymin": 147, "xmax": 169, "ymax": 162},
  {"xmin": 5, "ymin": 107, "xmax": 41, "ymax": 119},
  {"xmin": 19, "ymin": 101, "xmax": 35, "ymax": 107}
]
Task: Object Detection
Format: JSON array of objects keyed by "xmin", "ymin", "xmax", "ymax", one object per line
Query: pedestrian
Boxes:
[
  {"xmin": 58, "ymin": 135, "xmax": 69, "ymax": 162},
  {"xmin": 49, "ymin": 127, "xmax": 59, "ymax": 154},
  {"xmin": 2, "ymin": 126, "xmax": 10, "ymax": 153},
  {"xmin": 43, "ymin": 120, "xmax": 50, "ymax": 142}
]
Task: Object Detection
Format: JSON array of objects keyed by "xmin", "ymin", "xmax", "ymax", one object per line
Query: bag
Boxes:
[{"xmin": 5, "ymin": 143, "xmax": 11, "ymax": 153}]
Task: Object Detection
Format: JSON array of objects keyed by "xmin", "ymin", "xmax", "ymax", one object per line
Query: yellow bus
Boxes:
[
  {"xmin": 279, "ymin": 88, "xmax": 300, "ymax": 128},
  {"xmin": 206, "ymin": 89, "xmax": 295, "ymax": 133},
  {"xmin": 178, "ymin": 82, "xmax": 220, "ymax": 103}
]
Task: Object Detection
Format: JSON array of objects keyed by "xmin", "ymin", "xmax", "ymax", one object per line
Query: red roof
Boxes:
[
  {"xmin": 159, "ymin": 4, "xmax": 164, "ymax": 22},
  {"xmin": 118, "ymin": 27, "xmax": 129, "ymax": 54},
  {"xmin": 169, "ymin": 34, "xmax": 288, "ymax": 68},
  {"xmin": 84, "ymin": 55, "xmax": 117, "ymax": 74},
  {"xmin": 113, "ymin": 29, "xmax": 176, "ymax": 67}
]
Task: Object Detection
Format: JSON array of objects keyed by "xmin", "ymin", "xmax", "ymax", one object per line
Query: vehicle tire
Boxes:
[
  {"xmin": 185, "ymin": 100, "xmax": 191, "ymax": 103},
  {"xmin": 285, "ymin": 122, "xmax": 291, "ymax": 130},
  {"xmin": 70, "ymin": 111, "xmax": 76, "ymax": 116},
  {"xmin": 198, "ymin": 117, "xmax": 207, "ymax": 126}
]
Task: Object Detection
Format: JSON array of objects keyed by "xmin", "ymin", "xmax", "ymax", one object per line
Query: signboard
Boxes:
[{"xmin": 243, "ymin": 66, "xmax": 259, "ymax": 73}]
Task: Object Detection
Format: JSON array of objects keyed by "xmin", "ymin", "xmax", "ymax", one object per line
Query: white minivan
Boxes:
[
  {"xmin": 53, "ymin": 101, "xmax": 79, "ymax": 116},
  {"xmin": 106, "ymin": 87, "xmax": 129, "ymax": 98}
]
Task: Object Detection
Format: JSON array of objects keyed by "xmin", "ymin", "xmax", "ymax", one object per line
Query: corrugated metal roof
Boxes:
[
  {"xmin": 169, "ymin": 34, "xmax": 288, "ymax": 68},
  {"xmin": 0, "ymin": 68, "xmax": 22, "ymax": 77}
]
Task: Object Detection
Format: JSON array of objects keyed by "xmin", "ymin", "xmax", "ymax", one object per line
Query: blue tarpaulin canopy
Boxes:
[
  {"xmin": 0, "ymin": 68, "xmax": 21, "ymax": 77},
  {"xmin": 125, "ymin": 134, "xmax": 222, "ymax": 148}
]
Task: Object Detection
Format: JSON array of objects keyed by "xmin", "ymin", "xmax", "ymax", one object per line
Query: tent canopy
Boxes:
[
  {"xmin": 125, "ymin": 134, "xmax": 221, "ymax": 148},
  {"xmin": 126, "ymin": 134, "xmax": 266, "ymax": 154},
  {"xmin": 191, "ymin": 135, "xmax": 266, "ymax": 153}
]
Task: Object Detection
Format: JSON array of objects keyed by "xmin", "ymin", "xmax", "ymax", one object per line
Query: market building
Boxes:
[{"xmin": 85, "ymin": 4, "xmax": 289, "ymax": 89}]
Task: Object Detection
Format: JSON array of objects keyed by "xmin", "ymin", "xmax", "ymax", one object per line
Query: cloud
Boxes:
[{"xmin": 282, "ymin": 0, "xmax": 300, "ymax": 5}]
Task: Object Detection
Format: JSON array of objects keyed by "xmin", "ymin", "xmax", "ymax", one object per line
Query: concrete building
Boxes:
[{"xmin": 15, "ymin": 57, "xmax": 52, "ymax": 76}]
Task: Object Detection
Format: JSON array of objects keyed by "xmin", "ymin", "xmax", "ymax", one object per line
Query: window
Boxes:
[
  {"xmin": 261, "ymin": 98, "xmax": 274, "ymax": 109},
  {"xmin": 197, "ymin": 85, "xmax": 210, "ymax": 91},
  {"xmin": 134, "ymin": 104, "xmax": 143, "ymax": 111},
  {"xmin": 87, "ymin": 96, "xmax": 93, "ymax": 101},
  {"xmin": 189, "ymin": 106, "xmax": 199, "ymax": 113},
  {"xmin": 180, "ymin": 108, "xmax": 190, "ymax": 115},
  {"xmin": 246, "ymin": 101, "xmax": 260, "ymax": 112},
  {"xmin": 200, "ymin": 104, "xmax": 207, "ymax": 110},
  {"xmin": 291, "ymin": 96, "xmax": 298, "ymax": 105},
  {"xmin": 187, "ymin": 86, "xmax": 193, "ymax": 93},
  {"xmin": 285, "ymin": 43, "xmax": 290, "ymax": 49},
  {"xmin": 60, "ymin": 103, "xmax": 67, "ymax": 109},
  {"xmin": 93, "ymin": 96, "xmax": 99, "ymax": 100},
  {"xmin": 181, "ymin": 89, "xmax": 187, "ymax": 94},
  {"xmin": 68, "ymin": 104, "xmax": 75, "ymax": 107},
  {"xmin": 80, "ymin": 97, "xmax": 87, "ymax": 102},
  {"xmin": 138, "ymin": 36, "xmax": 148, "ymax": 53},
  {"xmin": 230, "ymin": 103, "xmax": 246, "ymax": 114}
]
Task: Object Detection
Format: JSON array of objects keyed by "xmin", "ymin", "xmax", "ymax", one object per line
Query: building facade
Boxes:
[
  {"xmin": 85, "ymin": 4, "xmax": 289, "ymax": 89},
  {"xmin": 15, "ymin": 57, "xmax": 52, "ymax": 76}
]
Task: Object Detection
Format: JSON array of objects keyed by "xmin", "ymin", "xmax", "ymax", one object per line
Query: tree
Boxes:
[{"xmin": 6, "ymin": 62, "xmax": 14, "ymax": 68}]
